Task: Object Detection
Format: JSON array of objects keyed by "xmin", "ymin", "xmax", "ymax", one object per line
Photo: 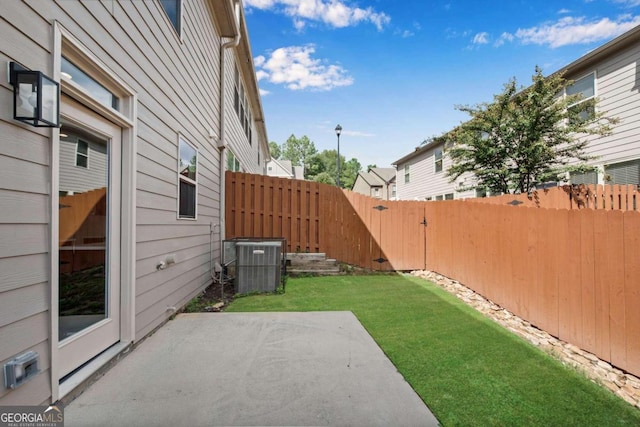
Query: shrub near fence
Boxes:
[{"xmin": 226, "ymin": 171, "xmax": 640, "ymax": 377}]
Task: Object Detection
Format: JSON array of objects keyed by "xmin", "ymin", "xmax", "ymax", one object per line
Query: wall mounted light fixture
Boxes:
[{"xmin": 8, "ymin": 62, "xmax": 60, "ymax": 128}]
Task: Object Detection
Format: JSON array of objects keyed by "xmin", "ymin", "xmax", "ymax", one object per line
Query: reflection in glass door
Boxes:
[{"xmin": 58, "ymin": 128, "xmax": 109, "ymax": 340}]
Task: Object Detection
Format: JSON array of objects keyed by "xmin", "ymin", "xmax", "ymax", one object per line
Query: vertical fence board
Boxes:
[
  {"xmin": 538, "ymin": 208, "xmax": 559, "ymax": 336},
  {"xmin": 559, "ymin": 209, "xmax": 583, "ymax": 348},
  {"xmin": 624, "ymin": 212, "xmax": 640, "ymax": 374},
  {"xmin": 525, "ymin": 206, "xmax": 542, "ymax": 329},
  {"xmin": 607, "ymin": 211, "xmax": 627, "ymax": 369},
  {"xmin": 594, "ymin": 210, "xmax": 612, "ymax": 361},
  {"xmin": 580, "ymin": 209, "xmax": 597, "ymax": 354}
]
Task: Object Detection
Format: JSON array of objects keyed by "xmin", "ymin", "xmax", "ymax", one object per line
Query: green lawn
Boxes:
[{"xmin": 226, "ymin": 274, "xmax": 640, "ymax": 426}]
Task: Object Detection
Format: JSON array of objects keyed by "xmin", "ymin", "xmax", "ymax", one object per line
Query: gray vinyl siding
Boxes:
[
  {"xmin": 351, "ymin": 175, "xmax": 373, "ymax": 196},
  {"xmin": 224, "ymin": 47, "xmax": 264, "ymax": 174},
  {"xmin": 568, "ymin": 41, "xmax": 640, "ymax": 176},
  {"xmin": 1, "ymin": 0, "xmax": 262, "ymax": 405},
  {"xmin": 395, "ymin": 144, "xmax": 475, "ymax": 200},
  {"xmin": 59, "ymin": 138, "xmax": 108, "ymax": 194},
  {"xmin": 0, "ymin": 0, "xmax": 53, "ymax": 402}
]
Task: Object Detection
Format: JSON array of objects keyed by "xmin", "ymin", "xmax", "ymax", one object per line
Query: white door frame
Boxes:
[
  {"xmin": 51, "ymin": 22, "xmax": 137, "ymax": 401},
  {"xmin": 57, "ymin": 100, "xmax": 122, "ymax": 379}
]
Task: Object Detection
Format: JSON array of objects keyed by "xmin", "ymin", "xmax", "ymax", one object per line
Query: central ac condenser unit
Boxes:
[{"xmin": 235, "ymin": 241, "xmax": 282, "ymax": 294}]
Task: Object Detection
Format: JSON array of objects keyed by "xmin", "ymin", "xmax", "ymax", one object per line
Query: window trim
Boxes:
[
  {"xmin": 565, "ymin": 71, "xmax": 596, "ymax": 122},
  {"xmin": 434, "ymin": 148, "xmax": 443, "ymax": 173},
  {"xmin": 227, "ymin": 149, "xmax": 241, "ymax": 172},
  {"xmin": 159, "ymin": 0, "xmax": 183, "ymax": 39},
  {"xmin": 75, "ymin": 139, "xmax": 89, "ymax": 168},
  {"xmin": 177, "ymin": 136, "xmax": 198, "ymax": 220},
  {"xmin": 404, "ymin": 164, "xmax": 410, "ymax": 183}
]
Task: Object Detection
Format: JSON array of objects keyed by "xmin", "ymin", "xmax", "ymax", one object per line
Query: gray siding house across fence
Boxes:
[
  {"xmin": 0, "ymin": 0, "xmax": 268, "ymax": 405},
  {"xmin": 393, "ymin": 25, "xmax": 640, "ymax": 199}
]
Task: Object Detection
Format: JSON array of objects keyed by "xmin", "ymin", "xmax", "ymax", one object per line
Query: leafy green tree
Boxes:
[
  {"xmin": 312, "ymin": 172, "xmax": 335, "ymax": 185},
  {"xmin": 447, "ymin": 66, "xmax": 618, "ymax": 194},
  {"xmin": 268, "ymin": 141, "xmax": 281, "ymax": 160},
  {"xmin": 367, "ymin": 164, "xmax": 377, "ymax": 171},
  {"xmin": 308, "ymin": 149, "xmax": 360, "ymax": 189},
  {"xmin": 281, "ymin": 134, "xmax": 317, "ymax": 168},
  {"xmin": 342, "ymin": 158, "xmax": 362, "ymax": 189},
  {"xmin": 304, "ymin": 154, "xmax": 326, "ymax": 181}
]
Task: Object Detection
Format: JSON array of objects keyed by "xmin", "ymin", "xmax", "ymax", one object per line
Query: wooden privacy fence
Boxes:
[
  {"xmin": 226, "ymin": 172, "xmax": 640, "ymax": 376},
  {"xmin": 469, "ymin": 184, "xmax": 639, "ymax": 210},
  {"xmin": 426, "ymin": 201, "xmax": 640, "ymax": 377},
  {"xmin": 225, "ymin": 171, "xmax": 426, "ymax": 270}
]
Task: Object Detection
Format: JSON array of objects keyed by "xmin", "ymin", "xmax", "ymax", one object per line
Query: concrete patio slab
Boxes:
[{"xmin": 65, "ymin": 312, "xmax": 439, "ymax": 426}]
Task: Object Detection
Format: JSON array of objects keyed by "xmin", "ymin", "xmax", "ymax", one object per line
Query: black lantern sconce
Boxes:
[{"xmin": 9, "ymin": 62, "xmax": 60, "ymax": 128}]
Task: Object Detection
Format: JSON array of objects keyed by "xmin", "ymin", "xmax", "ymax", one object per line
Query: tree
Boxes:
[
  {"xmin": 306, "ymin": 149, "xmax": 361, "ymax": 189},
  {"xmin": 281, "ymin": 134, "xmax": 317, "ymax": 168},
  {"xmin": 342, "ymin": 158, "xmax": 362, "ymax": 189},
  {"xmin": 447, "ymin": 66, "xmax": 618, "ymax": 194},
  {"xmin": 367, "ymin": 164, "xmax": 377, "ymax": 171},
  {"xmin": 312, "ymin": 172, "xmax": 335, "ymax": 185},
  {"xmin": 304, "ymin": 154, "xmax": 326, "ymax": 181},
  {"xmin": 268, "ymin": 141, "xmax": 281, "ymax": 160}
]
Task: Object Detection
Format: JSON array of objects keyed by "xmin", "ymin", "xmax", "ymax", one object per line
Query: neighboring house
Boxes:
[
  {"xmin": 393, "ymin": 25, "xmax": 640, "ymax": 200},
  {"xmin": 392, "ymin": 140, "xmax": 475, "ymax": 200},
  {"xmin": 0, "ymin": 0, "xmax": 268, "ymax": 405},
  {"xmin": 266, "ymin": 159, "xmax": 305, "ymax": 180},
  {"xmin": 352, "ymin": 167, "xmax": 397, "ymax": 200},
  {"xmin": 559, "ymin": 25, "xmax": 640, "ymax": 186}
]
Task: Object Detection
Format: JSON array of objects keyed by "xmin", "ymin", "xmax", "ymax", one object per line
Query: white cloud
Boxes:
[
  {"xmin": 613, "ymin": 0, "xmax": 640, "ymax": 6},
  {"xmin": 511, "ymin": 15, "xmax": 640, "ymax": 48},
  {"xmin": 343, "ymin": 130, "xmax": 375, "ymax": 137},
  {"xmin": 494, "ymin": 32, "xmax": 514, "ymax": 47},
  {"xmin": 259, "ymin": 88, "xmax": 271, "ymax": 96},
  {"xmin": 254, "ymin": 45, "xmax": 354, "ymax": 91},
  {"xmin": 472, "ymin": 32, "xmax": 489, "ymax": 44},
  {"xmin": 243, "ymin": 0, "xmax": 390, "ymax": 30}
]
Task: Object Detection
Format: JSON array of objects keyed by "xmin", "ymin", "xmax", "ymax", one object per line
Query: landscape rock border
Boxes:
[{"xmin": 411, "ymin": 270, "xmax": 640, "ymax": 410}]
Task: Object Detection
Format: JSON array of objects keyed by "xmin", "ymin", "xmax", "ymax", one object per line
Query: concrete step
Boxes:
[
  {"xmin": 288, "ymin": 268, "xmax": 342, "ymax": 276},
  {"xmin": 289, "ymin": 262, "xmax": 338, "ymax": 271},
  {"xmin": 287, "ymin": 253, "xmax": 328, "ymax": 263}
]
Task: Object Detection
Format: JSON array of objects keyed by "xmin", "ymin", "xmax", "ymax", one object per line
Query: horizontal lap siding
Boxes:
[
  {"xmin": 0, "ymin": 2, "xmax": 54, "ymax": 404},
  {"xmin": 34, "ymin": 0, "xmax": 224, "ymax": 341},
  {"xmin": 577, "ymin": 42, "xmax": 640, "ymax": 166},
  {"xmin": 1, "ymin": 0, "xmax": 237, "ymax": 406}
]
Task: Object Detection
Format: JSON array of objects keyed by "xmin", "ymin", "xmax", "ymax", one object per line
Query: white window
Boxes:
[
  {"xmin": 233, "ymin": 66, "xmax": 252, "ymax": 143},
  {"xmin": 605, "ymin": 159, "xmax": 640, "ymax": 185},
  {"xmin": 404, "ymin": 165, "xmax": 410, "ymax": 183},
  {"xmin": 61, "ymin": 57, "xmax": 119, "ymax": 110},
  {"xmin": 570, "ymin": 170, "xmax": 598, "ymax": 185},
  {"xmin": 434, "ymin": 148, "xmax": 443, "ymax": 173},
  {"xmin": 445, "ymin": 193, "xmax": 454, "ymax": 200},
  {"xmin": 373, "ymin": 187, "xmax": 380, "ymax": 198},
  {"xmin": 76, "ymin": 140, "xmax": 89, "ymax": 168},
  {"xmin": 227, "ymin": 150, "xmax": 241, "ymax": 172},
  {"xmin": 566, "ymin": 73, "xmax": 595, "ymax": 123},
  {"xmin": 159, "ymin": 0, "xmax": 182, "ymax": 35},
  {"xmin": 178, "ymin": 137, "xmax": 197, "ymax": 219},
  {"xmin": 391, "ymin": 185, "xmax": 397, "ymax": 199}
]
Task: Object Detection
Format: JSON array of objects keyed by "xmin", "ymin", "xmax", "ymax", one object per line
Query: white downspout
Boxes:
[{"xmin": 218, "ymin": 8, "xmax": 241, "ymax": 264}]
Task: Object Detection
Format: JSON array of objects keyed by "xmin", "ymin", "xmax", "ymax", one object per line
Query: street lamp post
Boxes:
[{"xmin": 335, "ymin": 124, "xmax": 342, "ymax": 187}]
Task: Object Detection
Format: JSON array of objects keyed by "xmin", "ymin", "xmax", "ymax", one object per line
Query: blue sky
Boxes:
[{"xmin": 244, "ymin": 0, "xmax": 640, "ymax": 169}]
